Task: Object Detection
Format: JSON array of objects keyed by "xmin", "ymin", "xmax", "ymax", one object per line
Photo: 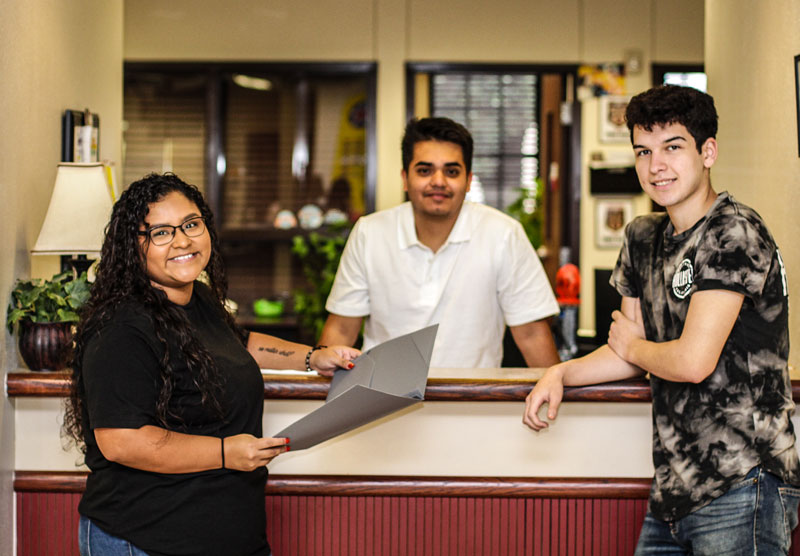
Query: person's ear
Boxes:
[
  {"xmin": 701, "ymin": 137, "xmax": 717, "ymax": 169},
  {"xmin": 401, "ymin": 169, "xmax": 408, "ymax": 192}
]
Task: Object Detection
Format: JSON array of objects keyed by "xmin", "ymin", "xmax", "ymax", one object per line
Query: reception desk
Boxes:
[
  {"xmin": 11, "ymin": 367, "xmax": 658, "ymax": 477},
  {"xmin": 9, "ymin": 368, "xmax": 800, "ymax": 555}
]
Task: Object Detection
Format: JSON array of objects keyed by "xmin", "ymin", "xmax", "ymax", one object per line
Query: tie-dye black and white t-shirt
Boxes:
[{"xmin": 612, "ymin": 191, "xmax": 800, "ymax": 521}]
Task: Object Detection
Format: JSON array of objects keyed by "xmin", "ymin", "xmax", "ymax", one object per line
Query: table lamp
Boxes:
[{"xmin": 31, "ymin": 162, "xmax": 114, "ymax": 274}]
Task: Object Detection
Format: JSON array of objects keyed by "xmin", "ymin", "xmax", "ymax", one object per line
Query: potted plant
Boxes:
[
  {"xmin": 6, "ymin": 271, "xmax": 90, "ymax": 371},
  {"xmin": 291, "ymin": 226, "xmax": 350, "ymax": 343},
  {"xmin": 505, "ymin": 179, "xmax": 544, "ymax": 250}
]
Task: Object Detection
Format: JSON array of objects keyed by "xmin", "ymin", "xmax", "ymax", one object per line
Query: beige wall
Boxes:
[
  {"xmin": 706, "ymin": 0, "xmax": 800, "ymax": 367},
  {"xmin": 406, "ymin": 0, "xmax": 581, "ymax": 62},
  {"xmin": 124, "ymin": 0, "xmax": 375, "ymax": 62},
  {"xmin": 0, "ymin": 1, "xmax": 123, "ymax": 553},
  {"xmin": 124, "ymin": 0, "xmax": 703, "ymax": 65}
]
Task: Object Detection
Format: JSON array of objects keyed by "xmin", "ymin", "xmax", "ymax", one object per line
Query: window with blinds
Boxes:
[
  {"xmin": 431, "ymin": 73, "xmax": 539, "ymax": 210},
  {"xmin": 123, "ymin": 65, "xmax": 374, "ymax": 231},
  {"xmin": 123, "ymin": 71, "xmax": 207, "ymax": 192},
  {"xmin": 222, "ymin": 74, "xmax": 369, "ymax": 231}
]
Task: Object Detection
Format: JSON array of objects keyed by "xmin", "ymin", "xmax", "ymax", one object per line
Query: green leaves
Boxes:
[
  {"xmin": 64, "ymin": 274, "xmax": 90, "ymax": 308},
  {"xmin": 291, "ymin": 235, "xmax": 310, "ymax": 259},
  {"xmin": 6, "ymin": 271, "xmax": 91, "ymax": 332},
  {"xmin": 506, "ymin": 180, "xmax": 544, "ymax": 249},
  {"xmin": 291, "ymin": 228, "xmax": 349, "ymax": 340}
]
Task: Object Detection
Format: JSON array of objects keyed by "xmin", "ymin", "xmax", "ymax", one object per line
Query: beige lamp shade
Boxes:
[{"xmin": 31, "ymin": 163, "xmax": 113, "ymax": 256}]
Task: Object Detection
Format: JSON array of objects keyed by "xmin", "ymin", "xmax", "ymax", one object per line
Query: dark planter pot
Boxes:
[{"xmin": 18, "ymin": 321, "xmax": 74, "ymax": 371}]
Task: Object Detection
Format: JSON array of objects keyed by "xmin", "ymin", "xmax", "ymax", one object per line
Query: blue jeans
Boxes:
[
  {"xmin": 635, "ymin": 466, "xmax": 800, "ymax": 556},
  {"xmin": 78, "ymin": 516, "xmax": 149, "ymax": 556}
]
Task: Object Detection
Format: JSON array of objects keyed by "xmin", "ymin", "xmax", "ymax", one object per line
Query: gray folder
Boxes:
[{"xmin": 274, "ymin": 324, "xmax": 438, "ymax": 450}]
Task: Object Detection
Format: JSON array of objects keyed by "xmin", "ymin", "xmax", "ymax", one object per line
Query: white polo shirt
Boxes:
[{"xmin": 325, "ymin": 201, "xmax": 559, "ymax": 368}]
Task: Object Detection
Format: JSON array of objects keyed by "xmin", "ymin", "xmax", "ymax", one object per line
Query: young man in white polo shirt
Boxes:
[{"xmin": 319, "ymin": 117, "xmax": 560, "ymax": 368}]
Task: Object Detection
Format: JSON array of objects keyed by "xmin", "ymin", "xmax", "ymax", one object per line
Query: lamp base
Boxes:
[{"xmin": 60, "ymin": 254, "xmax": 95, "ymax": 276}]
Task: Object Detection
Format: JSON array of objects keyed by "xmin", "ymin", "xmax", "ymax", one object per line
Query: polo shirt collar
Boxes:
[{"xmin": 397, "ymin": 201, "xmax": 473, "ymax": 249}]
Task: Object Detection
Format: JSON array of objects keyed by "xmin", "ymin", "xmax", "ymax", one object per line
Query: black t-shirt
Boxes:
[
  {"xmin": 78, "ymin": 283, "xmax": 268, "ymax": 556},
  {"xmin": 612, "ymin": 192, "xmax": 800, "ymax": 521}
]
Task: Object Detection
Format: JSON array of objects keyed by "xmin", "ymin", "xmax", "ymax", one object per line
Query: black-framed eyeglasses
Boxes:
[{"xmin": 138, "ymin": 216, "xmax": 206, "ymax": 246}]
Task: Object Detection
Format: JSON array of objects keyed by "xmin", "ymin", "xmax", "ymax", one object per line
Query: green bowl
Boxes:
[{"xmin": 253, "ymin": 299, "xmax": 284, "ymax": 318}]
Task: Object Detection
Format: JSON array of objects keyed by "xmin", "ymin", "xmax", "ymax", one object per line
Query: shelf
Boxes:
[{"xmin": 220, "ymin": 225, "xmax": 349, "ymax": 243}]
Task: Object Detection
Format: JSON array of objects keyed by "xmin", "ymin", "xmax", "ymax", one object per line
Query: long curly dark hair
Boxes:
[{"xmin": 63, "ymin": 173, "xmax": 242, "ymax": 451}]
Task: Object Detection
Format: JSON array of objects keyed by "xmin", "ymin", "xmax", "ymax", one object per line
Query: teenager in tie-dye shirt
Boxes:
[{"xmin": 524, "ymin": 85, "xmax": 800, "ymax": 555}]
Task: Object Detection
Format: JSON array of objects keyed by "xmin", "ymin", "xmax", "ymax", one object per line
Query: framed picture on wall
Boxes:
[
  {"xmin": 595, "ymin": 197, "xmax": 634, "ymax": 249},
  {"xmin": 598, "ymin": 95, "xmax": 631, "ymax": 143}
]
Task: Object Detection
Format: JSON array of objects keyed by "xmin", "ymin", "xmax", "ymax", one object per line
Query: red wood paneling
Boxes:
[
  {"xmin": 266, "ymin": 495, "xmax": 800, "ymax": 556},
  {"xmin": 16, "ymin": 491, "xmax": 81, "ymax": 556},
  {"xmin": 15, "ymin": 484, "xmax": 800, "ymax": 556}
]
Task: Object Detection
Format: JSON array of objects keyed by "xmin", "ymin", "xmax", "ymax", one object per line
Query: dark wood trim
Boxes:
[
  {"xmin": 13, "ymin": 470, "xmax": 651, "ymax": 499},
  {"xmin": 7, "ymin": 371, "xmax": 655, "ymax": 401},
  {"xmin": 7, "ymin": 372, "xmax": 71, "ymax": 397},
  {"xmin": 14, "ymin": 471, "xmax": 87, "ymax": 493},
  {"xmin": 266, "ymin": 475, "xmax": 651, "ymax": 499},
  {"xmin": 364, "ymin": 67, "xmax": 378, "ymax": 214},
  {"xmin": 404, "ymin": 64, "xmax": 416, "ymax": 122},
  {"xmin": 11, "ymin": 372, "xmax": 800, "ymax": 403},
  {"xmin": 565, "ymin": 100, "xmax": 581, "ymax": 267},
  {"xmin": 205, "ymin": 66, "xmax": 224, "ymax": 220},
  {"xmin": 125, "ymin": 61, "xmax": 377, "ymax": 76},
  {"xmin": 406, "ymin": 62, "xmax": 580, "ymax": 75},
  {"xmin": 219, "ymin": 226, "xmax": 347, "ymax": 242},
  {"xmin": 261, "ymin": 377, "xmax": 331, "ymax": 399},
  {"xmin": 423, "ymin": 379, "xmax": 654, "ymax": 402}
]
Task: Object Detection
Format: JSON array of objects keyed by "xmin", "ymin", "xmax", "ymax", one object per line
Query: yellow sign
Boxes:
[{"xmin": 331, "ymin": 93, "xmax": 367, "ymax": 216}]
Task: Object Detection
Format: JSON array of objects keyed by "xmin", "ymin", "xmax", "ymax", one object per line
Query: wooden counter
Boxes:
[
  {"xmin": 9, "ymin": 367, "xmax": 800, "ymax": 402},
  {"xmin": 11, "ymin": 366, "xmax": 800, "ymax": 479}
]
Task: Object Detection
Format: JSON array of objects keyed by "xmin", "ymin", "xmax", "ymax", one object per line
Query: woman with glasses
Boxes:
[{"xmin": 64, "ymin": 173, "xmax": 359, "ymax": 556}]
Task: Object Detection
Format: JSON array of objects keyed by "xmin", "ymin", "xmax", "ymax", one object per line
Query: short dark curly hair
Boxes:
[
  {"xmin": 64, "ymin": 173, "xmax": 241, "ymax": 451},
  {"xmin": 401, "ymin": 117, "xmax": 474, "ymax": 173},
  {"xmin": 625, "ymin": 85, "xmax": 718, "ymax": 153}
]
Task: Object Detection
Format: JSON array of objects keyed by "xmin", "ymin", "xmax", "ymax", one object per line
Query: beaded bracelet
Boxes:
[{"xmin": 305, "ymin": 345, "xmax": 327, "ymax": 372}]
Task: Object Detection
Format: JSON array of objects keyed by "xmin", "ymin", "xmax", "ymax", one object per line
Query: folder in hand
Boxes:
[{"xmin": 274, "ymin": 324, "xmax": 438, "ymax": 450}]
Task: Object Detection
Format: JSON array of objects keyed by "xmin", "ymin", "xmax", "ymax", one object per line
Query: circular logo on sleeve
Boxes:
[{"xmin": 672, "ymin": 259, "xmax": 694, "ymax": 299}]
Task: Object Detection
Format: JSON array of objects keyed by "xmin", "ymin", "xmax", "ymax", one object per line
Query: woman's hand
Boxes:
[
  {"xmin": 223, "ymin": 434, "xmax": 289, "ymax": 471},
  {"xmin": 310, "ymin": 345, "xmax": 361, "ymax": 377}
]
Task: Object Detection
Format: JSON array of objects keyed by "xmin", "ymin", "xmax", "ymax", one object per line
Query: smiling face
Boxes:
[
  {"xmin": 632, "ymin": 122, "xmax": 717, "ymax": 231},
  {"xmin": 139, "ymin": 191, "xmax": 211, "ymax": 304},
  {"xmin": 402, "ymin": 140, "xmax": 472, "ymax": 223}
]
